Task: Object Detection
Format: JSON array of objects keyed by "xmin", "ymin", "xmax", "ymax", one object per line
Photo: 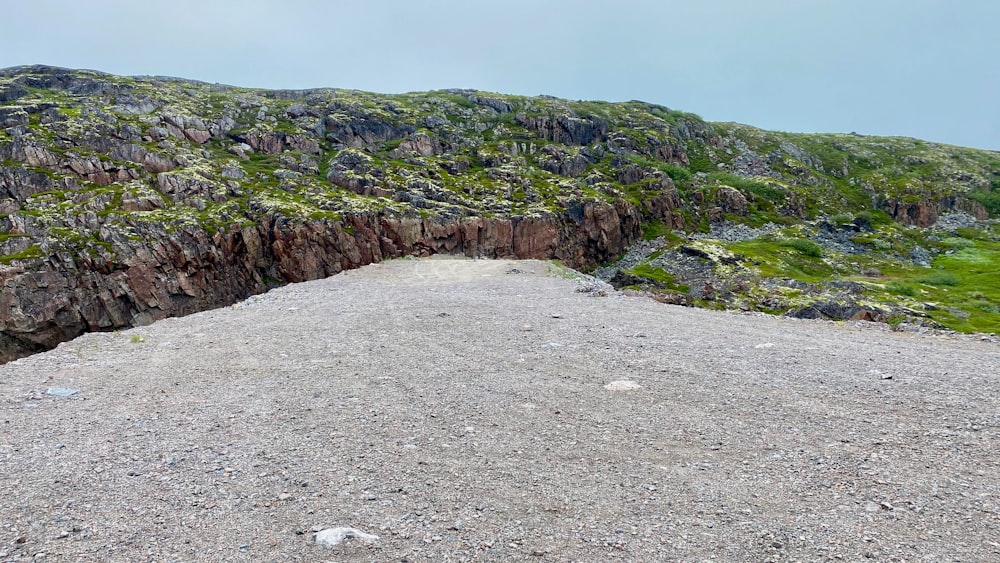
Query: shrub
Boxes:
[
  {"xmin": 780, "ymin": 237, "xmax": 824, "ymax": 257},
  {"xmin": 662, "ymin": 163, "xmax": 691, "ymax": 183},
  {"xmin": 855, "ymin": 210, "xmax": 893, "ymax": 226},
  {"xmin": 969, "ymin": 189, "xmax": 1000, "ymax": 217},
  {"xmin": 916, "ymin": 271, "xmax": 959, "ymax": 287},
  {"xmin": 708, "ymin": 171, "xmax": 786, "ymax": 202},
  {"xmin": 940, "ymin": 237, "xmax": 975, "ymax": 249},
  {"xmin": 886, "ymin": 281, "xmax": 916, "ymax": 297},
  {"xmin": 641, "ymin": 220, "xmax": 671, "ymax": 240}
]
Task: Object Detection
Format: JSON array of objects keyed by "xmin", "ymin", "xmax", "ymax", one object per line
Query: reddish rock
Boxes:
[
  {"xmin": 183, "ymin": 129, "xmax": 211, "ymax": 144},
  {"xmin": 513, "ymin": 216, "xmax": 560, "ymax": 258},
  {"xmin": 0, "ymin": 197, "xmax": 646, "ymax": 363},
  {"xmin": 884, "ymin": 195, "xmax": 988, "ymax": 227},
  {"xmin": 715, "ymin": 185, "xmax": 748, "ymax": 217}
]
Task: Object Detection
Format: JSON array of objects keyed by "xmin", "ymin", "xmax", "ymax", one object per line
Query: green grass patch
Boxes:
[
  {"xmin": 915, "ymin": 271, "xmax": 959, "ymax": 286},
  {"xmin": 780, "ymin": 237, "xmax": 824, "ymax": 257},
  {"xmin": 885, "ymin": 281, "xmax": 917, "ymax": 297},
  {"xmin": 622, "ymin": 263, "xmax": 690, "ymax": 293},
  {"xmin": 882, "ymin": 239, "xmax": 1000, "ymax": 333},
  {"xmin": 708, "ymin": 171, "xmax": 786, "ymax": 202},
  {"xmin": 0, "ymin": 244, "xmax": 44, "ymax": 264},
  {"xmin": 641, "ymin": 220, "xmax": 672, "ymax": 240},
  {"xmin": 728, "ymin": 238, "xmax": 833, "ymax": 283},
  {"xmin": 954, "ymin": 227, "xmax": 991, "ymax": 241},
  {"xmin": 940, "ymin": 237, "xmax": 975, "ymax": 249},
  {"xmin": 624, "ymin": 263, "xmax": 675, "ymax": 284},
  {"xmin": 686, "ymin": 144, "xmax": 715, "ymax": 174},
  {"xmin": 662, "ymin": 162, "xmax": 691, "ymax": 184}
]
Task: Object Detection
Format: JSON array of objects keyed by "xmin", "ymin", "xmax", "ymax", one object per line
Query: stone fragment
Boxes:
[
  {"xmin": 604, "ymin": 380, "xmax": 641, "ymax": 391},
  {"xmin": 45, "ymin": 387, "xmax": 80, "ymax": 397},
  {"xmin": 315, "ymin": 527, "xmax": 380, "ymax": 547}
]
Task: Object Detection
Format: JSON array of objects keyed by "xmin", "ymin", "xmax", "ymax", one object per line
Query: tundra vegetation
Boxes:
[{"xmin": 1, "ymin": 65, "xmax": 998, "ymax": 360}]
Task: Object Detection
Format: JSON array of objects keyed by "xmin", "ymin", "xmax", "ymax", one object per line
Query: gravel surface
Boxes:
[{"xmin": 2, "ymin": 257, "xmax": 999, "ymax": 562}]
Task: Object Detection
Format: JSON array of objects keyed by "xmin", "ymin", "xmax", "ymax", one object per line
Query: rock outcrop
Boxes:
[
  {"xmin": 0, "ymin": 206, "xmax": 636, "ymax": 362},
  {"xmin": 882, "ymin": 195, "xmax": 989, "ymax": 227},
  {"xmin": 1, "ymin": 65, "xmax": 998, "ymax": 360}
]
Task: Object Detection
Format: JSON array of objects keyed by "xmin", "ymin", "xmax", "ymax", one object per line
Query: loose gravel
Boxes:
[{"xmin": 1, "ymin": 257, "xmax": 998, "ymax": 562}]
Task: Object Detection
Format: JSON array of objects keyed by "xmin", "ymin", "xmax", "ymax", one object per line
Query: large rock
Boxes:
[
  {"xmin": 515, "ymin": 113, "xmax": 608, "ymax": 146},
  {"xmin": 322, "ymin": 114, "xmax": 415, "ymax": 148},
  {"xmin": 884, "ymin": 195, "xmax": 989, "ymax": 227}
]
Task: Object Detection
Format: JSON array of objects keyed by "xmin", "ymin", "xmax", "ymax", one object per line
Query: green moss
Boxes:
[
  {"xmin": 625, "ymin": 263, "xmax": 674, "ymax": 284},
  {"xmin": 728, "ymin": 238, "xmax": 833, "ymax": 283},
  {"xmin": 0, "ymin": 244, "xmax": 44, "ymax": 264},
  {"xmin": 641, "ymin": 220, "xmax": 672, "ymax": 240},
  {"xmin": 686, "ymin": 143, "xmax": 715, "ymax": 174}
]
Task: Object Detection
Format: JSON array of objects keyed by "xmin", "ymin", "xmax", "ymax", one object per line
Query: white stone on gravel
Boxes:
[
  {"xmin": 315, "ymin": 527, "xmax": 380, "ymax": 547},
  {"xmin": 44, "ymin": 387, "xmax": 80, "ymax": 397},
  {"xmin": 604, "ymin": 380, "xmax": 641, "ymax": 391}
]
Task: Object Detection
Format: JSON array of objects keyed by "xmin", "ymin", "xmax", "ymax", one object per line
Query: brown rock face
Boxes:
[
  {"xmin": 714, "ymin": 186, "xmax": 749, "ymax": 217},
  {"xmin": 883, "ymin": 195, "xmax": 989, "ymax": 227},
  {"xmin": 0, "ymin": 202, "xmax": 640, "ymax": 363}
]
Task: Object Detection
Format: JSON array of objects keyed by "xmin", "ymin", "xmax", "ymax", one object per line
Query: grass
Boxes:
[
  {"xmin": 915, "ymin": 271, "xmax": 959, "ymax": 287},
  {"xmin": 708, "ymin": 172, "xmax": 786, "ymax": 203},
  {"xmin": 624, "ymin": 264, "xmax": 675, "ymax": 284},
  {"xmin": 641, "ymin": 220, "xmax": 672, "ymax": 240},
  {"xmin": 0, "ymin": 244, "xmax": 44, "ymax": 264},
  {"xmin": 780, "ymin": 237, "xmax": 824, "ymax": 258},
  {"xmin": 546, "ymin": 260, "xmax": 585, "ymax": 280},
  {"xmin": 870, "ymin": 239, "xmax": 1000, "ymax": 332},
  {"xmin": 621, "ymin": 263, "xmax": 690, "ymax": 293},
  {"xmin": 968, "ymin": 188, "xmax": 1000, "ymax": 217}
]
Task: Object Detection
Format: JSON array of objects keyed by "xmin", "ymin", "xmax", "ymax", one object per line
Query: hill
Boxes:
[{"xmin": 2, "ymin": 65, "xmax": 999, "ymax": 361}]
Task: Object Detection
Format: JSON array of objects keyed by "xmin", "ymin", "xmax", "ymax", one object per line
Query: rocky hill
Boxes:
[{"xmin": 1, "ymin": 65, "xmax": 999, "ymax": 361}]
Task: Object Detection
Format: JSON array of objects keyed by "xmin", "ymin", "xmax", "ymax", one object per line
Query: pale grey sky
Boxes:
[{"xmin": 3, "ymin": 0, "xmax": 998, "ymax": 149}]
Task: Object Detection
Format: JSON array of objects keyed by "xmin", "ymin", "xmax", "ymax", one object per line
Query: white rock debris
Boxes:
[
  {"xmin": 604, "ymin": 380, "xmax": 641, "ymax": 391},
  {"xmin": 315, "ymin": 527, "xmax": 380, "ymax": 547}
]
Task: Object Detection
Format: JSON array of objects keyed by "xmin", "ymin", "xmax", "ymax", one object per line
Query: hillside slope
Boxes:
[{"xmin": 1, "ymin": 65, "xmax": 999, "ymax": 360}]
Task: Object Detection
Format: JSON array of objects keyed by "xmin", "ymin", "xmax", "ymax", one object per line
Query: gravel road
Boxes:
[{"xmin": 2, "ymin": 257, "xmax": 998, "ymax": 562}]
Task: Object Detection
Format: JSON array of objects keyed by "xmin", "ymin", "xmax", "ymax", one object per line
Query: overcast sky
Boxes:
[{"xmin": 2, "ymin": 0, "xmax": 998, "ymax": 150}]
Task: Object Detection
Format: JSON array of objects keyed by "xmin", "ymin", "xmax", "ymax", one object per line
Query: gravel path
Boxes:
[{"xmin": 2, "ymin": 257, "xmax": 998, "ymax": 562}]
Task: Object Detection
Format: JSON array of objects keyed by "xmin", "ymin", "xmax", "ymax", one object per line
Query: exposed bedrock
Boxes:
[{"xmin": 0, "ymin": 201, "xmax": 640, "ymax": 362}]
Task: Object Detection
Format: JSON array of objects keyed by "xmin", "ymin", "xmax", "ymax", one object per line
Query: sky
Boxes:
[{"xmin": 2, "ymin": 0, "xmax": 998, "ymax": 150}]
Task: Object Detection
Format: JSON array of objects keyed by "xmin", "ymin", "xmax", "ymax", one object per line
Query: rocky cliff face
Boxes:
[
  {"xmin": 0, "ymin": 206, "xmax": 638, "ymax": 362},
  {"xmin": 1, "ymin": 66, "xmax": 998, "ymax": 360}
]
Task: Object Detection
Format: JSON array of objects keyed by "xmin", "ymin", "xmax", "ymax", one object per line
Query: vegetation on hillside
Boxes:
[{"xmin": 2, "ymin": 65, "xmax": 998, "ymax": 333}]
